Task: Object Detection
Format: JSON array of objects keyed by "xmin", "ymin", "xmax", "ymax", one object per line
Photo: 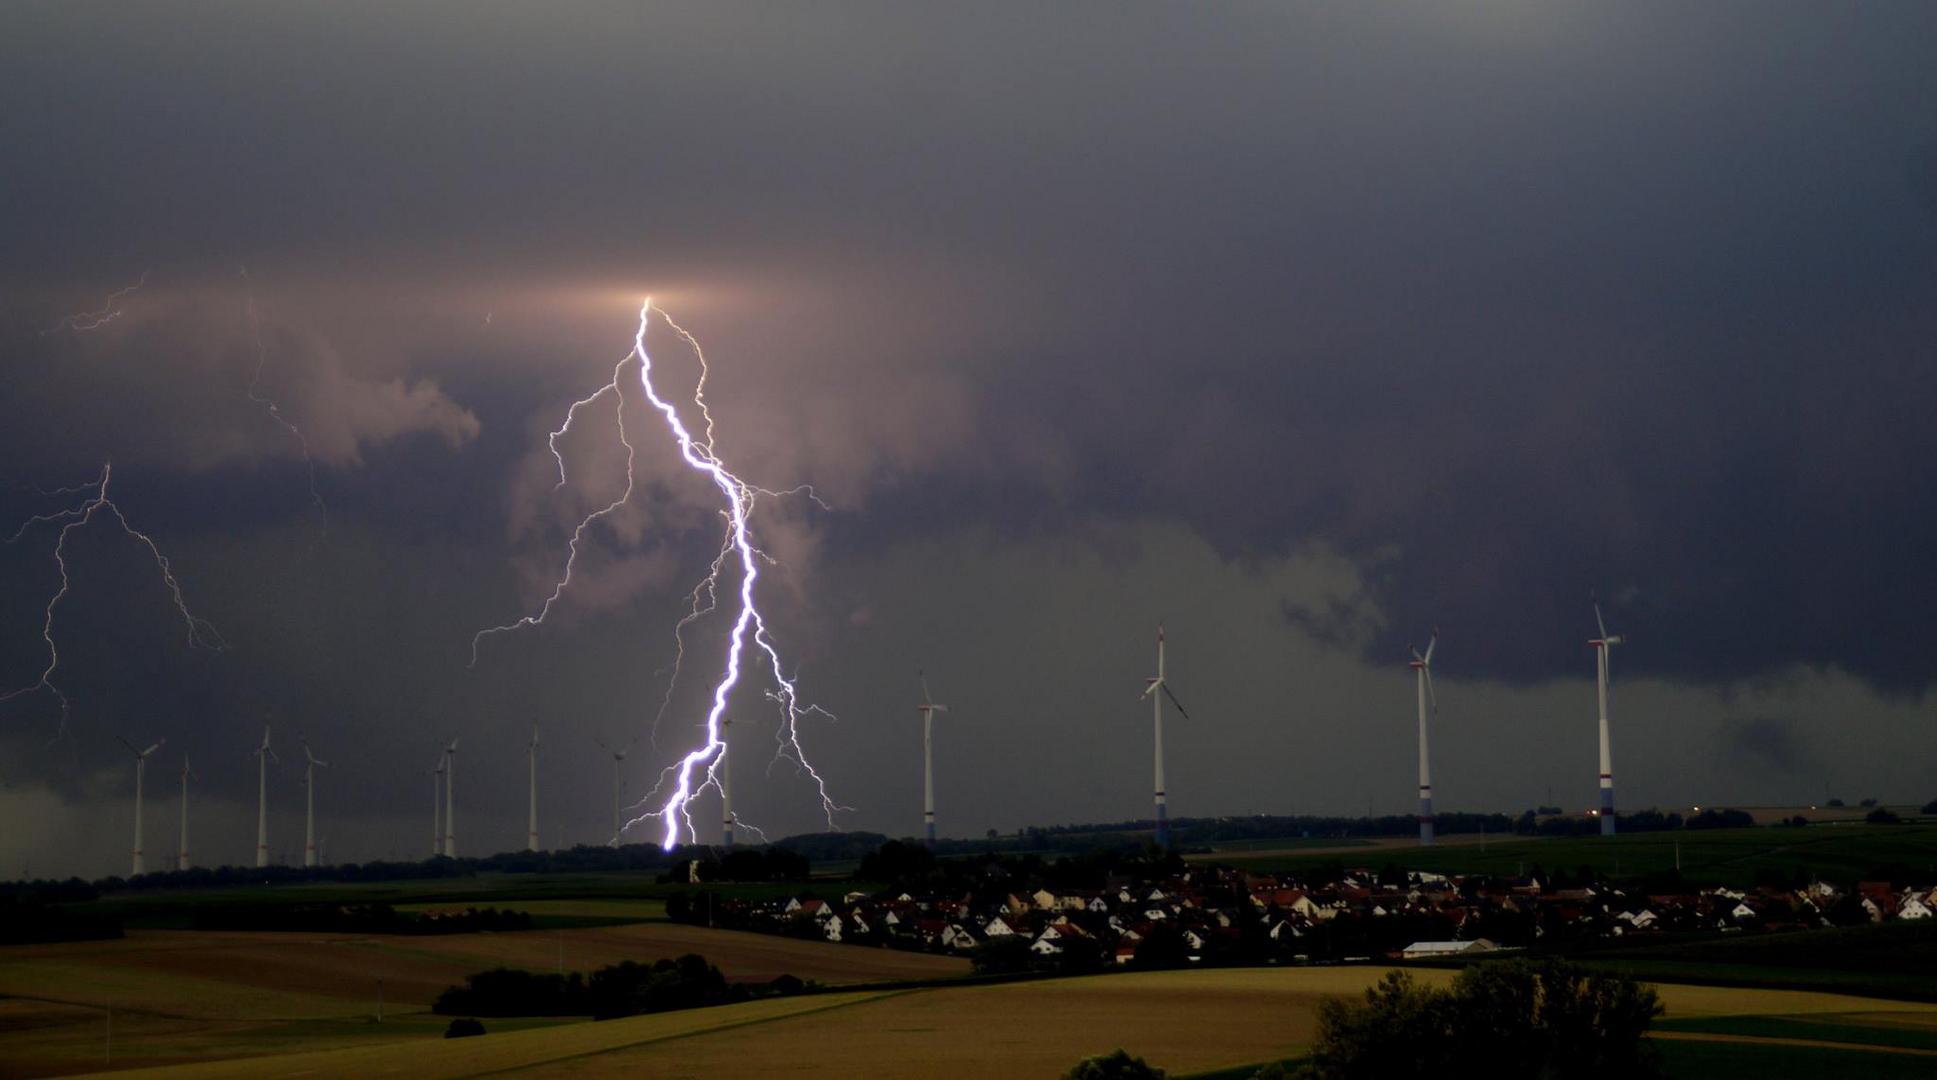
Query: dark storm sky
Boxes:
[{"xmin": 3, "ymin": 2, "xmax": 1936, "ymax": 875}]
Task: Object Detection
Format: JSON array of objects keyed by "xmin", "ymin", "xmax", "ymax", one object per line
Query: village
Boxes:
[{"xmin": 667, "ymin": 854, "xmax": 1937, "ymax": 972}]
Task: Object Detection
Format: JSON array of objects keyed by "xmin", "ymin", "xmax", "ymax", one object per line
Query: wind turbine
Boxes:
[
  {"xmin": 917, "ymin": 674, "xmax": 949, "ymax": 849},
  {"xmin": 430, "ymin": 753, "xmax": 446, "ymax": 858},
  {"xmin": 719, "ymin": 717, "xmax": 734, "ymax": 849},
  {"xmin": 1590, "ymin": 599, "xmax": 1625, "ymax": 837},
  {"xmin": 596, "ymin": 737, "xmax": 635, "ymax": 844},
  {"xmin": 301, "ymin": 740, "xmax": 328, "ymax": 868},
  {"xmin": 527, "ymin": 725, "xmax": 540, "ymax": 853},
  {"xmin": 443, "ymin": 737, "xmax": 459, "ymax": 858},
  {"xmin": 253, "ymin": 726, "xmax": 277, "ymax": 869},
  {"xmin": 1409, "ymin": 629, "xmax": 1439, "ymax": 847},
  {"xmin": 120, "ymin": 736, "xmax": 164, "ymax": 876},
  {"xmin": 1139, "ymin": 625, "xmax": 1192, "ymax": 849},
  {"xmin": 177, "ymin": 755, "xmax": 197, "ymax": 871}
]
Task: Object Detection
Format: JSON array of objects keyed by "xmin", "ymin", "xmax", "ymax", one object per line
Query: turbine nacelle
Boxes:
[
  {"xmin": 1407, "ymin": 628, "xmax": 1440, "ymax": 711},
  {"xmin": 918, "ymin": 672, "xmax": 949, "ymax": 716},
  {"xmin": 119, "ymin": 736, "xmax": 164, "ymax": 760},
  {"xmin": 596, "ymin": 736, "xmax": 634, "ymax": 763}
]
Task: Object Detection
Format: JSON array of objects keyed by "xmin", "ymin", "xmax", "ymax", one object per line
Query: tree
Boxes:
[
  {"xmin": 1300, "ymin": 960, "xmax": 1662, "ymax": 1079},
  {"xmin": 856, "ymin": 840, "xmax": 936, "ymax": 885},
  {"xmin": 1866, "ymin": 807, "xmax": 1902, "ymax": 825},
  {"xmin": 1064, "ymin": 1049, "xmax": 1166, "ymax": 1079},
  {"xmin": 1922, "ymin": 798, "xmax": 1937, "ymax": 816}
]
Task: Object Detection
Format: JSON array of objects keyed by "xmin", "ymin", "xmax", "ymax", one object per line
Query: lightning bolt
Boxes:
[
  {"xmin": 40, "ymin": 271, "xmax": 149, "ymax": 336},
  {"xmin": 475, "ymin": 299, "xmax": 842, "ymax": 850},
  {"xmin": 2, "ymin": 463, "xmax": 225, "ymax": 727},
  {"xmin": 241, "ymin": 270, "xmax": 328, "ymax": 536}
]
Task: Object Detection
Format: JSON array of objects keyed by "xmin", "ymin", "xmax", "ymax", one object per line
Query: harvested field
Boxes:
[
  {"xmin": 0, "ymin": 925, "xmax": 964, "ymax": 1076},
  {"xmin": 70, "ymin": 966, "xmax": 1937, "ymax": 1079},
  {"xmin": 0, "ymin": 925, "xmax": 964, "ymax": 1016}
]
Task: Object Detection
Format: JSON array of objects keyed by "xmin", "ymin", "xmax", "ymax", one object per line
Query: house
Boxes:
[{"xmin": 1400, "ymin": 939, "xmax": 1498, "ymax": 959}]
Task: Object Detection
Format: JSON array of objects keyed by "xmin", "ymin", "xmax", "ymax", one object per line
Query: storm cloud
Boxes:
[{"xmin": 3, "ymin": 2, "xmax": 1935, "ymax": 876}]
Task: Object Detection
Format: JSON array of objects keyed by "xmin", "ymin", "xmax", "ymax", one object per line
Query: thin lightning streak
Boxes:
[
  {"xmin": 41, "ymin": 271, "xmax": 148, "ymax": 336},
  {"xmin": 656, "ymin": 310, "xmax": 720, "ymax": 455},
  {"xmin": 1, "ymin": 464, "xmax": 226, "ymax": 727},
  {"xmin": 649, "ymin": 529, "xmax": 735, "ymax": 752},
  {"xmin": 470, "ymin": 362, "xmax": 638, "ymax": 666},
  {"xmin": 241, "ymin": 274, "xmax": 328, "ymax": 535}
]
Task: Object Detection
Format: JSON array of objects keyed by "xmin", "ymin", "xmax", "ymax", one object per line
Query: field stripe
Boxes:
[
  {"xmin": 1653, "ymin": 1031, "xmax": 1937, "ymax": 1057},
  {"xmin": 70, "ymin": 991, "xmax": 902, "ymax": 1079}
]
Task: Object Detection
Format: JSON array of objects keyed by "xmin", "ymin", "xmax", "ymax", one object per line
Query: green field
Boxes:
[
  {"xmin": 73, "ymin": 872, "xmax": 807, "ymax": 930},
  {"xmin": 1201, "ymin": 836, "xmax": 1378, "ymax": 854},
  {"xmin": 1652, "ymin": 1037, "xmax": 1937, "ymax": 1079},
  {"xmin": 1220, "ymin": 824, "xmax": 1937, "ymax": 889},
  {"xmin": 1568, "ymin": 916, "xmax": 1937, "ymax": 1001}
]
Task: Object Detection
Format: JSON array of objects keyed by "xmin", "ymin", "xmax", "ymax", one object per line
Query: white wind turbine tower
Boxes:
[
  {"xmin": 1590, "ymin": 599, "xmax": 1625, "ymax": 837},
  {"xmin": 177, "ymin": 755, "xmax": 197, "ymax": 871},
  {"xmin": 1409, "ymin": 629, "xmax": 1439, "ymax": 847},
  {"xmin": 301, "ymin": 740, "xmax": 329, "ymax": 868},
  {"xmin": 596, "ymin": 737, "xmax": 635, "ymax": 844},
  {"xmin": 917, "ymin": 674, "xmax": 949, "ymax": 849},
  {"xmin": 431, "ymin": 753, "xmax": 446, "ymax": 857},
  {"xmin": 120, "ymin": 736, "xmax": 164, "ymax": 876},
  {"xmin": 719, "ymin": 717, "xmax": 734, "ymax": 849},
  {"xmin": 253, "ymin": 726, "xmax": 277, "ymax": 869},
  {"xmin": 443, "ymin": 737, "xmax": 459, "ymax": 858},
  {"xmin": 527, "ymin": 726, "xmax": 540, "ymax": 853},
  {"xmin": 1139, "ymin": 625, "xmax": 1192, "ymax": 849}
]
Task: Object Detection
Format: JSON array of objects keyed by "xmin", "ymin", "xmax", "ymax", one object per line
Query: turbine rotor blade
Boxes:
[
  {"xmin": 1424, "ymin": 629, "xmax": 1438, "ymax": 666},
  {"xmin": 1594, "ymin": 600, "xmax": 1608, "ymax": 641},
  {"xmin": 1425, "ymin": 668, "xmax": 1439, "ymax": 715},
  {"xmin": 1160, "ymin": 682, "xmax": 1193, "ymax": 721}
]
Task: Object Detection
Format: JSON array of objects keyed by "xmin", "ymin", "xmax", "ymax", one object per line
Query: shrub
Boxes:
[
  {"xmin": 444, "ymin": 1018, "xmax": 486, "ymax": 1038},
  {"xmin": 434, "ymin": 968, "xmax": 586, "ymax": 1016},
  {"xmin": 1922, "ymin": 799, "xmax": 1937, "ymax": 815},
  {"xmin": 1867, "ymin": 808, "xmax": 1902, "ymax": 825},
  {"xmin": 1302, "ymin": 960, "xmax": 1661, "ymax": 1079},
  {"xmin": 1064, "ymin": 1048, "xmax": 1166, "ymax": 1079}
]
